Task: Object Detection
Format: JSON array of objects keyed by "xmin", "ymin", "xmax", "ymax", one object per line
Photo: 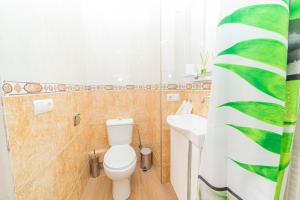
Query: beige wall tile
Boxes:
[
  {"xmin": 4, "ymin": 92, "xmax": 94, "ymax": 200},
  {"xmin": 16, "ymin": 162, "xmax": 59, "ymax": 200}
]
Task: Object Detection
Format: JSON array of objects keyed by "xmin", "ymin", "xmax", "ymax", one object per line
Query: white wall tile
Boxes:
[
  {"xmin": 83, "ymin": 0, "xmax": 161, "ymax": 85},
  {"xmin": 0, "ymin": 0, "xmax": 86, "ymax": 84},
  {"xmin": 0, "ymin": 0, "xmax": 161, "ymax": 85}
]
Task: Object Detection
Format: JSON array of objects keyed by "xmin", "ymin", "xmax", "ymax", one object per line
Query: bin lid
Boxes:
[{"xmin": 141, "ymin": 147, "xmax": 152, "ymax": 155}]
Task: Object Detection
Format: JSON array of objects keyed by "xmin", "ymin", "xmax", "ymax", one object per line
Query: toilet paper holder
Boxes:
[{"xmin": 73, "ymin": 113, "xmax": 80, "ymax": 127}]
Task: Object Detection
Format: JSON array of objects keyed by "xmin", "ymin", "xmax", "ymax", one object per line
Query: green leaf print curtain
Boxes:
[{"xmin": 198, "ymin": 0, "xmax": 300, "ymax": 199}]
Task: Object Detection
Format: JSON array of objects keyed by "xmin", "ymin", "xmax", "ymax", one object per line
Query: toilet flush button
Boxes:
[{"xmin": 33, "ymin": 99, "xmax": 54, "ymax": 115}]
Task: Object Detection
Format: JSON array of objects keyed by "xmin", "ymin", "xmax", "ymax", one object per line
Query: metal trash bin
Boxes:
[
  {"xmin": 89, "ymin": 150, "xmax": 100, "ymax": 178},
  {"xmin": 140, "ymin": 147, "xmax": 152, "ymax": 171}
]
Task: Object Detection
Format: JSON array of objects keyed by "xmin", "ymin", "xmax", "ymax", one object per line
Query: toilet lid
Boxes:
[{"xmin": 104, "ymin": 145, "xmax": 136, "ymax": 170}]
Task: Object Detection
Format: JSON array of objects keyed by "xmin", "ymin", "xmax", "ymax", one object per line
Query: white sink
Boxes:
[{"xmin": 167, "ymin": 114, "xmax": 207, "ymax": 148}]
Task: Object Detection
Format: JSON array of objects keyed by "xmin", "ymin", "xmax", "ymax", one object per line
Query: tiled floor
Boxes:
[{"xmin": 80, "ymin": 168, "xmax": 178, "ymax": 200}]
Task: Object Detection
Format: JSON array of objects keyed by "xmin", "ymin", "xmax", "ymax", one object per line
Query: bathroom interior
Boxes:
[{"xmin": 1, "ymin": 0, "xmax": 300, "ymax": 200}]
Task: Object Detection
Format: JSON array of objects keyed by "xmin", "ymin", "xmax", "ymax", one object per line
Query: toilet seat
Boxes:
[{"xmin": 104, "ymin": 145, "xmax": 136, "ymax": 170}]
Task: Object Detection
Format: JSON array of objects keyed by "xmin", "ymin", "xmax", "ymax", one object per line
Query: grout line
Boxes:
[
  {"xmin": 66, "ymin": 163, "xmax": 90, "ymax": 200},
  {"xmin": 14, "ymin": 131, "xmax": 85, "ymax": 193}
]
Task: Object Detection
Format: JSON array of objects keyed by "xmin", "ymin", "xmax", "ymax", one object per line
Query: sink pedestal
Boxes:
[
  {"xmin": 167, "ymin": 114, "xmax": 207, "ymax": 200},
  {"xmin": 170, "ymin": 128, "xmax": 201, "ymax": 200}
]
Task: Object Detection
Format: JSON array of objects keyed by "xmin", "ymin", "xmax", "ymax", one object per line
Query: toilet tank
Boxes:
[{"xmin": 106, "ymin": 118, "xmax": 134, "ymax": 146}]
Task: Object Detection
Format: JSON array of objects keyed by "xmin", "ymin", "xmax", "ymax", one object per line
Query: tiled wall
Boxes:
[
  {"xmin": 2, "ymin": 87, "xmax": 164, "ymax": 200},
  {"xmin": 3, "ymin": 91, "xmax": 92, "ymax": 200},
  {"xmin": 2, "ymin": 81, "xmax": 211, "ymax": 199}
]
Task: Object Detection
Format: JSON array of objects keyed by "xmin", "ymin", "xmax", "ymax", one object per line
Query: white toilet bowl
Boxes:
[{"xmin": 104, "ymin": 144, "xmax": 137, "ymax": 200}]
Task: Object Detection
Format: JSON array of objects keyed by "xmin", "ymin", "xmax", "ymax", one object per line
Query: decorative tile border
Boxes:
[
  {"xmin": 88, "ymin": 84, "xmax": 161, "ymax": 91},
  {"xmin": 161, "ymin": 81, "xmax": 212, "ymax": 91},
  {"xmin": 1, "ymin": 81, "xmax": 85, "ymax": 96},
  {"xmin": 1, "ymin": 81, "xmax": 211, "ymax": 96}
]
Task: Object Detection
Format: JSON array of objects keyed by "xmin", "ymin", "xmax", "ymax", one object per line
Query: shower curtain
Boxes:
[{"xmin": 198, "ymin": 0, "xmax": 300, "ymax": 199}]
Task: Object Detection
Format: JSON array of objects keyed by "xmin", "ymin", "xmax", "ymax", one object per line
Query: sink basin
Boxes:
[{"xmin": 167, "ymin": 114, "xmax": 207, "ymax": 147}]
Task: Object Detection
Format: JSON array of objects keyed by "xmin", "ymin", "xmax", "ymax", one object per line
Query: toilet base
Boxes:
[{"xmin": 112, "ymin": 178, "xmax": 130, "ymax": 200}]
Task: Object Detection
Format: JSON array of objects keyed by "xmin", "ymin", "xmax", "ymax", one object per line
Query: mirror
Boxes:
[{"xmin": 161, "ymin": 0, "xmax": 220, "ymax": 83}]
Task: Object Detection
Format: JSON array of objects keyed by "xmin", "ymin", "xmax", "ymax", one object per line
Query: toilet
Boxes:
[{"xmin": 103, "ymin": 118, "xmax": 137, "ymax": 200}]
